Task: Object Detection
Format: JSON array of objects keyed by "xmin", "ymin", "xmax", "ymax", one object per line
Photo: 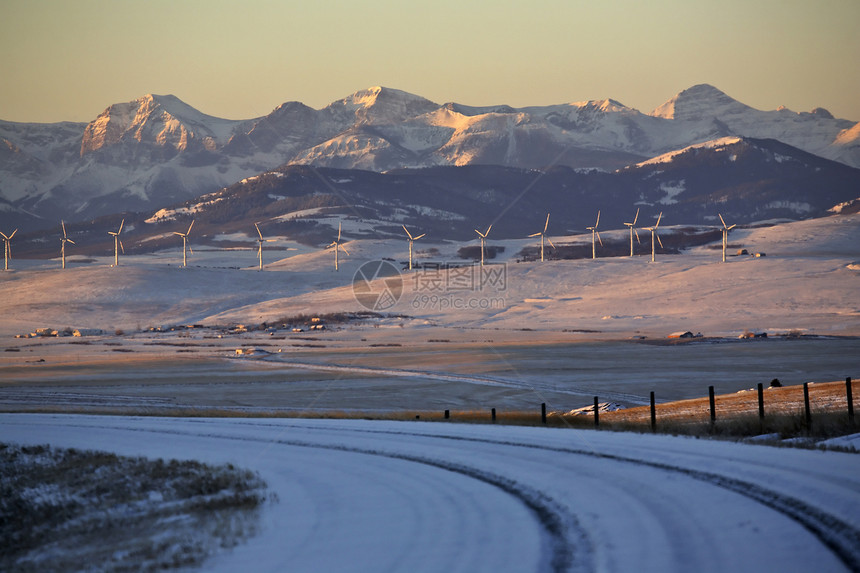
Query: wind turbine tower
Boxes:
[
  {"xmin": 646, "ymin": 212, "xmax": 663, "ymax": 262},
  {"xmin": 474, "ymin": 225, "xmax": 492, "ymax": 266},
  {"xmin": 327, "ymin": 222, "xmax": 349, "ymax": 271},
  {"xmin": 402, "ymin": 225, "xmax": 425, "ymax": 270},
  {"xmin": 586, "ymin": 211, "xmax": 602, "ymax": 259},
  {"xmin": 623, "ymin": 208, "xmax": 641, "ymax": 257},
  {"xmin": 719, "ymin": 214, "xmax": 737, "ymax": 263},
  {"xmin": 1, "ymin": 229, "xmax": 16, "ymax": 271},
  {"xmin": 60, "ymin": 221, "xmax": 75, "ymax": 269},
  {"xmin": 528, "ymin": 213, "xmax": 555, "ymax": 262},
  {"xmin": 108, "ymin": 219, "xmax": 124, "ymax": 267},
  {"xmin": 173, "ymin": 220, "xmax": 194, "ymax": 268},
  {"xmin": 254, "ymin": 223, "xmax": 276, "ymax": 270}
]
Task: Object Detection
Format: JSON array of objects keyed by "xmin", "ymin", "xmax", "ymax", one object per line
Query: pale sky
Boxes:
[{"xmin": 1, "ymin": 0, "xmax": 858, "ymax": 123}]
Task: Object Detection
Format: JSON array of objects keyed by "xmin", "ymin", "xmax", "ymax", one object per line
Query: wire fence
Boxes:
[{"xmin": 433, "ymin": 378, "xmax": 857, "ymax": 438}]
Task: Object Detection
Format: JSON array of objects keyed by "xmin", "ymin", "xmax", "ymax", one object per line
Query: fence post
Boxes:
[
  {"xmin": 757, "ymin": 383, "xmax": 765, "ymax": 432},
  {"xmin": 709, "ymin": 386, "xmax": 716, "ymax": 430},
  {"xmin": 541, "ymin": 402, "xmax": 547, "ymax": 425},
  {"xmin": 650, "ymin": 391, "xmax": 656, "ymax": 432},
  {"xmin": 491, "ymin": 408, "xmax": 496, "ymax": 423},
  {"xmin": 803, "ymin": 382, "xmax": 812, "ymax": 431},
  {"xmin": 444, "ymin": 409, "xmax": 450, "ymax": 420},
  {"xmin": 848, "ymin": 377, "xmax": 855, "ymax": 424},
  {"xmin": 594, "ymin": 396, "xmax": 599, "ymax": 428}
]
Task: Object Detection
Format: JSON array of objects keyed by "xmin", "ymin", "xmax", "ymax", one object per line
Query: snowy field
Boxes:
[
  {"xmin": 3, "ymin": 414, "xmax": 859, "ymax": 572},
  {"xmin": 2, "ymin": 214, "xmax": 859, "ymax": 571},
  {"xmin": 1, "ymin": 214, "xmax": 859, "ymax": 340}
]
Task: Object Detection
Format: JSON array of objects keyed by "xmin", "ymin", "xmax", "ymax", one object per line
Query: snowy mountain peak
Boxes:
[
  {"xmin": 325, "ymin": 86, "xmax": 439, "ymax": 124},
  {"xmin": 559, "ymin": 98, "xmax": 636, "ymax": 115},
  {"xmin": 80, "ymin": 94, "xmax": 243, "ymax": 157},
  {"xmin": 142, "ymin": 94, "xmax": 224, "ymax": 124},
  {"xmin": 595, "ymin": 98, "xmax": 631, "ymax": 113},
  {"xmin": 650, "ymin": 84, "xmax": 753, "ymax": 120}
]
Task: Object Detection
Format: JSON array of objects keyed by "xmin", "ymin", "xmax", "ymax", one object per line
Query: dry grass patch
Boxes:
[
  {"xmin": 594, "ymin": 380, "xmax": 858, "ymax": 439},
  {"xmin": 1, "ymin": 443, "xmax": 270, "ymax": 572}
]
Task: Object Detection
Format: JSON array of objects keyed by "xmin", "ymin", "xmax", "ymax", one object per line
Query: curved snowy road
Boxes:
[{"xmin": 3, "ymin": 415, "xmax": 859, "ymax": 572}]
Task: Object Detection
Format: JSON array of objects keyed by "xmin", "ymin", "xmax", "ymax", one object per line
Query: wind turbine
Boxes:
[
  {"xmin": 646, "ymin": 212, "xmax": 663, "ymax": 262},
  {"xmin": 402, "ymin": 225, "xmax": 425, "ymax": 270},
  {"xmin": 1, "ymin": 229, "xmax": 16, "ymax": 271},
  {"xmin": 327, "ymin": 222, "xmax": 349, "ymax": 271},
  {"xmin": 586, "ymin": 211, "xmax": 602, "ymax": 259},
  {"xmin": 60, "ymin": 221, "xmax": 75, "ymax": 269},
  {"xmin": 474, "ymin": 224, "xmax": 492, "ymax": 266},
  {"xmin": 254, "ymin": 222, "xmax": 276, "ymax": 271},
  {"xmin": 719, "ymin": 214, "xmax": 737, "ymax": 263},
  {"xmin": 527, "ymin": 213, "xmax": 555, "ymax": 262},
  {"xmin": 108, "ymin": 219, "xmax": 124, "ymax": 267},
  {"xmin": 173, "ymin": 220, "xmax": 194, "ymax": 268},
  {"xmin": 623, "ymin": 208, "xmax": 641, "ymax": 257}
]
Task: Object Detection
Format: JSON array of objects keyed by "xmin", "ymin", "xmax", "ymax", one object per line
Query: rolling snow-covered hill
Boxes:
[
  {"xmin": 1, "ymin": 213, "xmax": 858, "ymax": 341},
  {"xmin": 2, "ymin": 84, "xmax": 858, "ymax": 232}
]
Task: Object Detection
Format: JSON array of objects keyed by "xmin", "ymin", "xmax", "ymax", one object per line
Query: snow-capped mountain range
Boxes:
[
  {"xmin": 13, "ymin": 134, "xmax": 860, "ymax": 262},
  {"xmin": 1, "ymin": 84, "xmax": 859, "ymax": 232}
]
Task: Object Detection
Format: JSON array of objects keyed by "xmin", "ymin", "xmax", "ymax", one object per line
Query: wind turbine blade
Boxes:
[
  {"xmin": 595, "ymin": 211, "xmax": 600, "ymax": 227},
  {"xmin": 402, "ymin": 225, "xmax": 413, "ymax": 240},
  {"xmin": 544, "ymin": 213, "xmax": 550, "ymax": 233},
  {"xmin": 547, "ymin": 237, "xmax": 556, "ymax": 249},
  {"xmin": 633, "ymin": 208, "xmax": 639, "ymax": 226},
  {"xmin": 9, "ymin": 229, "xmax": 18, "ymax": 239},
  {"xmin": 337, "ymin": 222, "xmax": 342, "ymax": 241},
  {"xmin": 62, "ymin": 221, "xmax": 68, "ymax": 238},
  {"xmin": 728, "ymin": 224, "xmax": 737, "ymax": 230},
  {"xmin": 485, "ymin": 224, "xmax": 492, "ymax": 236},
  {"xmin": 528, "ymin": 232, "xmax": 541, "ymax": 238},
  {"xmin": 119, "ymin": 240, "xmax": 125, "ymax": 254},
  {"xmin": 187, "ymin": 220, "xmax": 194, "ymax": 235},
  {"xmin": 719, "ymin": 213, "xmax": 727, "ymax": 229},
  {"xmin": 596, "ymin": 231, "xmax": 603, "ymax": 246},
  {"xmin": 189, "ymin": 245, "xmax": 193, "ymax": 255},
  {"xmin": 67, "ymin": 239, "xmax": 76, "ymax": 245},
  {"xmin": 173, "ymin": 232, "xmax": 184, "ymax": 237},
  {"xmin": 656, "ymin": 234, "xmax": 663, "ymax": 249},
  {"xmin": 326, "ymin": 242, "xmax": 336, "ymax": 249},
  {"xmin": 655, "ymin": 212, "xmax": 662, "ymax": 227},
  {"xmin": 255, "ymin": 222, "xmax": 263, "ymax": 241},
  {"xmin": 0, "ymin": 233, "xmax": 7, "ymax": 240},
  {"xmin": 117, "ymin": 219, "xmax": 124, "ymax": 234},
  {"xmin": 634, "ymin": 229, "xmax": 641, "ymax": 244},
  {"xmin": 340, "ymin": 245, "xmax": 350, "ymax": 256},
  {"xmin": 414, "ymin": 233, "xmax": 425, "ymax": 240}
]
